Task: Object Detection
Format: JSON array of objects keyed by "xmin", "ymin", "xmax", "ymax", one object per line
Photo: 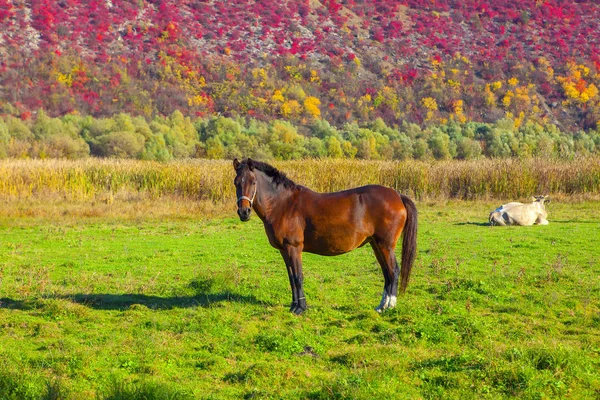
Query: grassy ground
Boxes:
[{"xmin": 0, "ymin": 200, "xmax": 599, "ymax": 399}]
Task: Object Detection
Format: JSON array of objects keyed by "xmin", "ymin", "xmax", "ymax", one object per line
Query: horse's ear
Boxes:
[
  {"xmin": 233, "ymin": 158, "xmax": 240, "ymax": 170},
  {"xmin": 247, "ymin": 158, "xmax": 254, "ymax": 171}
]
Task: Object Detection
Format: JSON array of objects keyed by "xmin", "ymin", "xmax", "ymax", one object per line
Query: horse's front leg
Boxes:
[
  {"xmin": 281, "ymin": 251, "xmax": 298, "ymax": 312},
  {"xmin": 281, "ymin": 245, "xmax": 306, "ymax": 315}
]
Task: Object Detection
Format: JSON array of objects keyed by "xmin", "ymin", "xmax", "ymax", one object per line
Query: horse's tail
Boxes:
[{"xmin": 399, "ymin": 194, "xmax": 418, "ymax": 293}]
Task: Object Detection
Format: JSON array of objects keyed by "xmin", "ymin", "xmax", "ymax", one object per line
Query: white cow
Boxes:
[{"xmin": 489, "ymin": 196, "xmax": 550, "ymax": 226}]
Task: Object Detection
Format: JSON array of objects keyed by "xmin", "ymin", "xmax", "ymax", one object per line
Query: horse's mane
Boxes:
[{"xmin": 241, "ymin": 159, "xmax": 298, "ymax": 190}]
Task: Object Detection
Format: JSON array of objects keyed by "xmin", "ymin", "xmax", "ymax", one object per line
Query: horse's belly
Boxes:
[
  {"xmin": 303, "ymin": 230, "xmax": 369, "ymax": 256},
  {"xmin": 508, "ymin": 212, "xmax": 538, "ymax": 226}
]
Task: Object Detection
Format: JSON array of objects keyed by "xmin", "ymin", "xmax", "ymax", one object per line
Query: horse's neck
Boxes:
[{"xmin": 253, "ymin": 172, "xmax": 292, "ymax": 222}]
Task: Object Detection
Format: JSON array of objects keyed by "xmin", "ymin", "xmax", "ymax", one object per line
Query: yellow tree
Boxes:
[{"xmin": 303, "ymin": 96, "xmax": 321, "ymax": 119}]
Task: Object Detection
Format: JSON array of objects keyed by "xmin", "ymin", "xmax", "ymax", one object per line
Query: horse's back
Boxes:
[
  {"xmin": 307, "ymin": 185, "xmax": 404, "ymax": 220},
  {"xmin": 300, "ymin": 185, "xmax": 407, "ymax": 254},
  {"xmin": 316, "ymin": 184, "xmax": 401, "ymax": 205}
]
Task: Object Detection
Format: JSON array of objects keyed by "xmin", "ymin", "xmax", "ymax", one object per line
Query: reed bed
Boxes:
[{"xmin": 0, "ymin": 158, "xmax": 599, "ymax": 203}]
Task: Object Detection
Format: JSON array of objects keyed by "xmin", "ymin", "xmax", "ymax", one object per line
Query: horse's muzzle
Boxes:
[{"xmin": 238, "ymin": 207, "xmax": 251, "ymax": 221}]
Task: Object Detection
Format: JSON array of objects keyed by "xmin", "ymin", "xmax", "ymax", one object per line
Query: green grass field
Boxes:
[{"xmin": 0, "ymin": 201, "xmax": 599, "ymax": 399}]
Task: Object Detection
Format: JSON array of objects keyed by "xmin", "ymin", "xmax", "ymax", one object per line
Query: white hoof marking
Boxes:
[
  {"xmin": 388, "ymin": 295, "xmax": 397, "ymax": 308},
  {"xmin": 376, "ymin": 292, "xmax": 397, "ymax": 312}
]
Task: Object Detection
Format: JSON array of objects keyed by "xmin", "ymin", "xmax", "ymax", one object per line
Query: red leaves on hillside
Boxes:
[{"xmin": 0, "ymin": 0, "xmax": 599, "ymax": 129}]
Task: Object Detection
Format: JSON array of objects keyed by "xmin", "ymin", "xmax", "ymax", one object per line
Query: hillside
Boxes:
[{"xmin": 1, "ymin": 0, "xmax": 600, "ymax": 131}]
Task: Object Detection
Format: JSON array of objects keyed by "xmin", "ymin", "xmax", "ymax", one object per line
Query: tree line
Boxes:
[{"xmin": 1, "ymin": 111, "xmax": 599, "ymax": 161}]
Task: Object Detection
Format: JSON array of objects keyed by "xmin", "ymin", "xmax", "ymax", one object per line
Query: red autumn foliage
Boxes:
[{"xmin": 0, "ymin": 0, "xmax": 599, "ymax": 130}]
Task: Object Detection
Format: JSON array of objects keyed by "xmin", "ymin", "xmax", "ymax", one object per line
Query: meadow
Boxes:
[{"xmin": 0, "ymin": 159, "xmax": 599, "ymax": 399}]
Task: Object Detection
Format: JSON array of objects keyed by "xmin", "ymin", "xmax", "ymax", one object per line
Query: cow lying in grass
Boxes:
[{"xmin": 489, "ymin": 196, "xmax": 550, "ymax": 226}]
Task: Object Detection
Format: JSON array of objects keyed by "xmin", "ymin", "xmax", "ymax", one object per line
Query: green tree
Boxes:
[
  {"xmin": 413, "ymin": 138, "xmax": 431, "ymax": 160},
  {"xmin": 342, "ymin": 140, "xmax": 358, "ymax": 159},
  {"xmin": 455, "ymin": 136, "xmax": 482, "ymax": 160},
  {"xmin": 31, "ymin": 110, "xmax": 67, "ymax": 139},
  {"xmin": 305, "ymin": 137, "xmax": 327, "ymax": 158},
  {"xmin": 368, "ymin": 118, "xmax": 399, "ymax": 141},
  {"xmin": 165, "ymin": 111, "xmax": 199, "ymax": 158},
  {"xmin": 268, "ymin": 120, "xmax": 306, "ymax": 159},
  {"xmin": 97, "ymin": 131, "xmax": 145, "ymax": 158},
  {"xmin": 325, "ymin": 136, "xmax": 343, "ymax": 158},
  {"xmin": 5, "ymin": 116, "xmax": 32, "ymax": 140},
  {"xmin": 205, "ymin": 136, "xmax": 226, "ymax": 159},
  {"xmin": 310, "ymin": 119, "xmax": 339, "ymax": 139},
  {"xmin": 40, "ymin": 135, "xmax": 90, "ymax": 159},
  {"xmin": 29, "ymin": 111, "xmax": 89, "ymax": 158},
  {"xmin": 141, "ymin": 133, "xmax": 172, "ymax": 161},
  {"xmin": 201, "ymin": 116, "xmax": 241, "ymax": 144},
  {"xmin": 391, "ymin": 135, "xmax": 414, "ymax": 160},
  {"xmin": 428, "ymin": 130, "xmax": 454, "ymax": 160}
]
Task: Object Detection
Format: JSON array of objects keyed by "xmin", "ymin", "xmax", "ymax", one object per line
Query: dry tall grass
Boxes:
[{"xmin": 0, "ymin": 158, "xmax": 599, "ymax": 206}]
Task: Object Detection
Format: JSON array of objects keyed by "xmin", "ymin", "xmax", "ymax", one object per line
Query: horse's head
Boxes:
[
  {"xmin": 532, "ymin": 195, "xmax": 550, "ymax": 205},
  {"xmin": 233, "ymin": 158, "xmax": 257, "ymax": 222}
]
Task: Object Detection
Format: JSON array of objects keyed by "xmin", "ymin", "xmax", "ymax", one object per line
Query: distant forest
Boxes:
[{"xmin": 1, "ymin": 112, "xmax": 598, "ymax": 160}]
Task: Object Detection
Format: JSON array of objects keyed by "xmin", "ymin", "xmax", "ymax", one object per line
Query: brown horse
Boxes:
[{"xmin": 233, "ymin": 158, "xmax": 417, "ymax": 314}]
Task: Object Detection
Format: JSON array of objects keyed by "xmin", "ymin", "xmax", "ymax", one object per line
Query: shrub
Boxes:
[
  {"xmin": 96, "ymin": 131, "xmax": 145, "ymax": 158},
  {"xmin": 40, "ymin": 134, "xmax": 90, "ymax": 159}
]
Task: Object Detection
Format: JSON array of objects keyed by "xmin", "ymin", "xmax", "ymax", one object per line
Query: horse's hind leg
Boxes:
[{"xmin": 371, "ymin": 241, "xmax": 398, "ymax": 312}]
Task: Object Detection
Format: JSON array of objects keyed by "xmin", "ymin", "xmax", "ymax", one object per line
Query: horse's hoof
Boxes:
[
  {"xmin": 289, "ymin": 302, "xmax": 298, "ymax": 312},
  {"xmin": 292, "ymin": 305, "xmax": 307, "ymax": 315}
]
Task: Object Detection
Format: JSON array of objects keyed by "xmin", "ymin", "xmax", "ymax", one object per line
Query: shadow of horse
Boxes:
[
  {"xmin": 456, "ymin": 220, "xmax": 596, "ymax": 226},
  {"xmin": 454, "ymin": 222, "xmax": 490, "ymax": 227},
  {"xmin": 1, "ymin": 278, "xmax": 270, "ymax": 311},
  {"xmin": 1, "ymin": 293, "xmax": 268, "ymax": 311},
  {"xmin": 550, "ymin": 220, "xmax": 598, "ymax": 224},
  {"xmin": 0, "ymin": 298, "xmax": 33, "ymax": 310},
  {"xmin": 59, "ymin": 291, "xmax": 268, "ymax": 310}
]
